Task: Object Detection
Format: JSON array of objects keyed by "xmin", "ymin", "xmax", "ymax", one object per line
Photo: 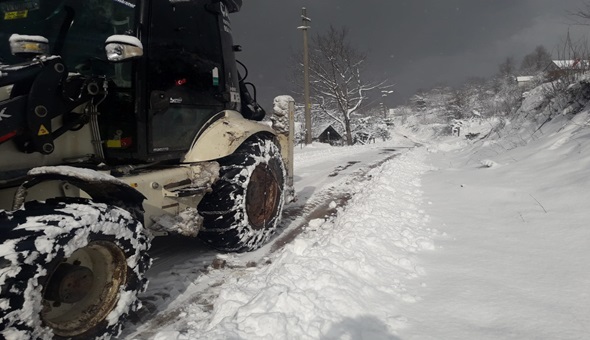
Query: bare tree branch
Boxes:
[{"xmin": 293, "ymin": 25, "xmax": 390, "ymax": 145}]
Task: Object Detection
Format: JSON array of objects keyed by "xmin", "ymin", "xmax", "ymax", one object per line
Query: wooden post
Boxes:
[{"xmin": 299, "ymin": 7, "xmax": 312, "ymax": 145}]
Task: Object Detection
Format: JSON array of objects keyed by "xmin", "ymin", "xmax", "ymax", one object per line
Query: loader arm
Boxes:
[{"xmin": 0, "ymin": 56, "xmax": 103, "ymax": 154}]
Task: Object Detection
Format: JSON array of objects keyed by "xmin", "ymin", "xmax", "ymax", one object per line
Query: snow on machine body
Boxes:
[{"xmin": 0, "ymin": 0, "xmax": 291, "ymax": 338}]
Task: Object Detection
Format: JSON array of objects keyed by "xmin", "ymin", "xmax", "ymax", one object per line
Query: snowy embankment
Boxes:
[
  {"xmin": 401, "ymin": 111, "xmax": 590, "ymax": 340},
  {"xmin": 134, "ymin": 80, "xmax": 590, "ymax": 339},
  {"xmin": 386, "ymin": 81, "xmax": 590, "ymax": 339},
  {"xmin": 148, "ymin": 147, "xmax": 437, "ymax": 339}
]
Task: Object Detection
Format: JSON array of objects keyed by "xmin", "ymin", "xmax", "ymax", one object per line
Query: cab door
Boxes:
[{"xmin": 146, "ymin": 0, "xmax": 225, "ymax": 153}]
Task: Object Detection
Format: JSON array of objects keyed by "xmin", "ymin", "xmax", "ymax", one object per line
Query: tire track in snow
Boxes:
[
  {"xmin": 270, "ymin": 150, "xmax": 402, "ymax": 253},
  {"xmin": 121, "ymin": 145, "xmax": 410, "ymax": 338}
]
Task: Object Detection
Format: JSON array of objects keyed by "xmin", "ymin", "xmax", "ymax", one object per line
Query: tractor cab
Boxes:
[{"xmin": 0, "ymin": 0, "xmax": 263, "ymax": 166}]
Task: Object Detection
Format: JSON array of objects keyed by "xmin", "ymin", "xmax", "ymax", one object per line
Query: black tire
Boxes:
[
  {"xmin": 0, "ymin": 198, "xmax": 151, "ymax": 340},
  {"xmin": 198, "ymin": 136, "xmax": 286, "ymax": 251}
]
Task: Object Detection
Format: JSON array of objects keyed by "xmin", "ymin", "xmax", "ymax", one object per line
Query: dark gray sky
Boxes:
[{"xmin": 231, "ymin": 0, "xmax": 589, "ymax": 109}]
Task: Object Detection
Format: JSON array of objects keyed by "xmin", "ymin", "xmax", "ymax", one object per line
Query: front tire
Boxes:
[
  {"xmin": 0, "ymin": 199, "xmax": 151, "ymax": 339},
  {"xmin": 198, "ymin": 137, "xmax": 286, "ymax": 251}
]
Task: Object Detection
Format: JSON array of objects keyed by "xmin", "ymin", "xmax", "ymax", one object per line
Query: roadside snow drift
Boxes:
[
  {"xmin": 149, "ymin": 148, "xmax": 437, "ymax": 339},
  {"xmin": 401, "ymin": 111, "xmax": 590, "ymax": 340},
  {"xmin": 124, "ymin": 87, "xmax": 590, "ymax": 339}
]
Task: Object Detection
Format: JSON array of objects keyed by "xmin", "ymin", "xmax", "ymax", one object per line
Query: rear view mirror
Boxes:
[
  {"xmin": 9, "ymin": 34, "xmax": 49, "ymax": 57},
  {"xmin": 105, "ymin": 35, "xmax": 143, "ymax": 62}
]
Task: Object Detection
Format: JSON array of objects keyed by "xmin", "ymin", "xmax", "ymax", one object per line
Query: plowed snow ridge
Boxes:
[{"xmin": 151, "ymin": 148, "xmax": 437, "ymax": 339}]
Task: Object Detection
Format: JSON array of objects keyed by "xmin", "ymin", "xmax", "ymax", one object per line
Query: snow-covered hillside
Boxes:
[{"xmin": 122, "ymin": 81, "xmax": 590, "ymax": 339}]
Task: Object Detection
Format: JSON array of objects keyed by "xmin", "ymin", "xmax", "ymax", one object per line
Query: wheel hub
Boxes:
[
  {"xmin": 41, "ymin": 241, "xmax": 127, "ymax": 337},
  {"xmin": 246, "ymin": 164, "xmax": 281, "ymax": 229},
  {"xmin": 45, "ymin": 263, "xmax": 95, "ymax": 304}
]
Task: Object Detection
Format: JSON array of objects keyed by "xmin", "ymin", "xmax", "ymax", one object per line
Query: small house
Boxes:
[
  {"xmin": 545, "ymin": 59, "xmax": 589, "ymax": 81},
  {"xmin": 316, "ymin": 125, "xmax": 343, "ymax": 145},
  {"xmin": 516, "ymin": 76, "xmax": 535, "ymax": 89}
]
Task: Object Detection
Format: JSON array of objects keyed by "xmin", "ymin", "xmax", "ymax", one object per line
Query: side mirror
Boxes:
[
  {"xmin": 105, "ymin": 35, "xmax": 143, "ymax": 62},
  {"xmin": 9, "ymin": 34, "xmax": 49, "ymax": 57}
]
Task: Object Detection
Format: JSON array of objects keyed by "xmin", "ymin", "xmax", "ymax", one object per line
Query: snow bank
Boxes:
[
  {"xmin": 400, "ymin": 111, "xmax": 590, "ymax": 339},
  {"xmin": 271, "ymin": 95, "xmax": 294, "ymax": 134},
  {"xmin": 128, "ymin": 74, "xmax": 590, "ymax": 339},
  {"xmin": 151, "ymin": 148, "xmax": 438, "ymax": 339}
]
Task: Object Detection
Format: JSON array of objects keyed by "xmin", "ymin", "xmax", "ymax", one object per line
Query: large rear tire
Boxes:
[
  {"xmin": 198, "ymin": 137, "xmax": 286, "ymax": 251},
  {"xmin": 0, "ymin": 199, "xmax": 151, "ymax": 340}
]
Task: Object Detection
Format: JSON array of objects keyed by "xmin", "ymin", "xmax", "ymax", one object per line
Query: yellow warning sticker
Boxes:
[
  {"xmin": 106, "ymin": 139, "xmax": 122, "ymax": 148},
  {"xmin": 23, "ymin": 43, "xmax": 42, "ymax": 52},
  {"xmin": 38, "ymin": 125, "xmax": 49, "ymax": 136},
  {"xmin": 4, "ymin": 10, "xmax": 28, "ymax": 20}
]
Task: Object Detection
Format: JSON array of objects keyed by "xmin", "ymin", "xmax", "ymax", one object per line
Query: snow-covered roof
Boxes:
[
  {"xmin": 516, "ymin": 76, "xmax": 535, "ymax": 82},
  {"xmin": 313, "ymin": 122, "xmax": 344, "ymax": 139},
  {"xmin": 550, "ymin": 59, "xmax": 589, "ymax": 70},
  {"xmin": 293, "ymin": 122, "xmax": 342, "ymax": 139}
]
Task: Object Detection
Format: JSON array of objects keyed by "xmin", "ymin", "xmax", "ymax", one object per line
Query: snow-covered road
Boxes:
[
  {"xmin": 179, "ymin": 148, "xmax": 436, "ymax": 340},
  {"xmin": 123, "ymin": 114, "xmax": 590, "ymax": 339},
  {"xmin": 121, "ymin": 139, "xmax": 417, "ymax": 339}
]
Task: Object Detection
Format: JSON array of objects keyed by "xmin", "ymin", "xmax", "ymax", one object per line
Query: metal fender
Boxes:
[
  {"xmin": 13, "ymin": 166, "xmax": 145, "ymax": 220},
  {"xmin": 183, "ymin": 110, "xmax": 276, "ymax": 163}
]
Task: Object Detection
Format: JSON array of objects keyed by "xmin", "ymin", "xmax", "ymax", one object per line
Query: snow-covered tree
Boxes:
[
  {"xmin": 488, "ymin": 76, "xmax": 522, "ymax": 116},
  {"xmin": 520, "ymin": 45, "xmax": 552, "ymax": 75},
  {"xmin": 455, "ymin": 78, "xmax": 490, "ymax": 118},
  {"xmin": 389, "ymin": 105, "xmax": 413, "ymax": 125},
  {"xmin": 408, "ymin": 86, "xmax": 457, "ymax": 124},
  {"xmin": 497, "ymin": 57, "xmax": 517, "ymax": 79},
  {"xmin": 305, "ymin": 26, "xmax": 388, "ymax": 145},
  {"xmin": 293, "ymin": 102, "xmax": 345, "ymax": 145},
  {"xmin": 351, "ymin": 109, "xmax": 391, "ymax": 144}
]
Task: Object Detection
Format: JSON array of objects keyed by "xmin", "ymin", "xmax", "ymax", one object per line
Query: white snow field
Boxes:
[
  {"xmin": 124, "ymin": 110, "xmax": 590, "ymax": 339},
  {"xmin": 122, "ymin": 81, "xmax": 590, "ymax": 340}
]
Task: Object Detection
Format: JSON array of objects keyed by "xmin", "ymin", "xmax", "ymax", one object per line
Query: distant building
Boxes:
[
  {"xmin": 516, "ymin": 76, "xmax": 535, "ymax": 88},
  {"xmin": 316, "ymin": 124, "xmax": 343, "ymax": 145},
  {"xmin": 545, "ymin": 59, "xmax": 589, "ymax": 81}
]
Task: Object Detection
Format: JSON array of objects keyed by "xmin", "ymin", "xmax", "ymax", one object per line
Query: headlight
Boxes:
[{"xmin": 105, "ymin": 35, "xmax": 143, "ymax": 62}]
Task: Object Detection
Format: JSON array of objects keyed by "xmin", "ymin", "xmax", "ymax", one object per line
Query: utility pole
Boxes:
[
  {"xmin": 298, "ymin": 7, "xmax": 312, "ymax": 144},
  {"xmin": 381, "ymin": 90, "xmax": 394, "ymax": 117}
]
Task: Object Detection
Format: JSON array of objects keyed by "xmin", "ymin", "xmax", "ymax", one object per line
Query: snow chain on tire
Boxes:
[
  {"xmin": 198, "ymin": 136, "xmax": 286, "ymax": 252},
  {"xmin": 0, "ymin": 198, "xmax": 151, "ymax": 340}
]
